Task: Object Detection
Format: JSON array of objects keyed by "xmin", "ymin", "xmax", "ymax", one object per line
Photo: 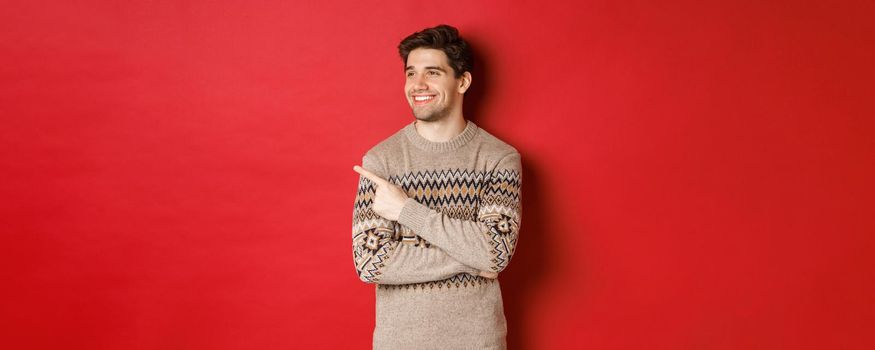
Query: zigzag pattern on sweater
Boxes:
[
  {"xmin": 377, "ymin": 271, "xmax": 498, "ymax": 291},
  {"xmin": 352, "ymin": 167, "xmax": 521, "ymax": 287}
]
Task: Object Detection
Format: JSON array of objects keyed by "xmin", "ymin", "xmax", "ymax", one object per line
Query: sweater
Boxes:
[{"xmin": 351, "ymin": 119, "xmax": 522, "ymax": 350}]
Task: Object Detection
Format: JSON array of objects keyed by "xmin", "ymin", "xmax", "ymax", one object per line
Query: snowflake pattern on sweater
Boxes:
[{"xmin": 352, "ymin": 161, "xmax": 521, "ymax": 289}]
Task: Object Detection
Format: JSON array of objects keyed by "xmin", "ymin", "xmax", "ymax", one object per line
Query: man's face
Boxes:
[{"xmin": 404, "ymin": 48, "xmax": 467, "ymax": 122}]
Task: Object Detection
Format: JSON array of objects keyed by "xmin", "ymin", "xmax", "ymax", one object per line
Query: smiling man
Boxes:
[{"xmin": 351, "ymin": 24, "xmax": 522, "ymax": 350}]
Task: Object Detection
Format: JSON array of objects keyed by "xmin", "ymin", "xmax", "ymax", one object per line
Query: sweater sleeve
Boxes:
[
  {"xmin": 352, "ymin": 152, "xmax": 481, "ymax": 284},
  {"xmin": 395, "ymin": 151, "xmax": 522, "ymax": 274}
]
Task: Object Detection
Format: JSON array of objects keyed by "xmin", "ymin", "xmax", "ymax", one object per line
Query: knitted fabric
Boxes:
[{"xmin": 352, "ymin": 119, "xmax": 522, "ymax": 350}]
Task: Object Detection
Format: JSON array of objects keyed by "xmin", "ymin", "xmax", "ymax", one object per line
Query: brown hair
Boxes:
[{"xmin": 398, "ymin": 24, "xmax": 473, "ymax": 78}]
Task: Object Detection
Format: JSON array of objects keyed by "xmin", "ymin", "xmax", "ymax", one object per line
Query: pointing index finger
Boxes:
[{"xmin": 353, "ymin": 165, "xmax": 388, "ymax": 186}]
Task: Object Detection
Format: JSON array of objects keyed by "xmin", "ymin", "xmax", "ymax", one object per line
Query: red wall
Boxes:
[{"xmin": 2, "ymin": 1, "xmax": 873, "ymax": 349}]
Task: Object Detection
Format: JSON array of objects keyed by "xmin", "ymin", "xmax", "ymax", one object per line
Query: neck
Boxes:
[{"xmin": 413, "ymin": 114, "xmax": 467, "ymax": 142}]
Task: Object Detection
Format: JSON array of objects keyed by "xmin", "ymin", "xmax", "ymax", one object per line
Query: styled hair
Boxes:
[{"xmin": 398, "ymin": 24, "xmax": 473, "ymax": 78}]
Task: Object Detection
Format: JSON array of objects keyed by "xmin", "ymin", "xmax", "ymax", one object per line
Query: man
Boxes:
[{"xmin": 351, "ymin": 24, "xmax": 522, "ymax": 350}]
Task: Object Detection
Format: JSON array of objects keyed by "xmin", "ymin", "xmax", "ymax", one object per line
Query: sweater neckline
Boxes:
[{"xmin": 403, "ymin": 119, "xmax": 479, "ymax": 152}]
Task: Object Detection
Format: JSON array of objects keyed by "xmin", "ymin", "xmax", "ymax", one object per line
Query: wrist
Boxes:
[{"xmin": 397, "ymin": 198, "xmax": 430, "ymax": 234}]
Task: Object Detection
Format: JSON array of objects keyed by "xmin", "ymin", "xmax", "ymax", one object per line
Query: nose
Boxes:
[{"xmin": 412, "ymin": 74, "xmax": 428, "ymax": 91}]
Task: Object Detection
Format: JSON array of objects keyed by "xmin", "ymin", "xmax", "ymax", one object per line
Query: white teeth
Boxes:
[{"xmin": 414, "ymin": 95, "xmax": 434, "ymax": 101}]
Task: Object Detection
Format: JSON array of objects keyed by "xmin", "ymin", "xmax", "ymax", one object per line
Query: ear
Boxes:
[{"xmin": 458, "ymin": 71, "xmax": 472, "ymax": 94}]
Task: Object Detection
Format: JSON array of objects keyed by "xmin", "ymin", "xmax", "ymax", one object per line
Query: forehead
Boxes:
[{"xmin": 405, "ymin": 48, "xmax": 451, "ymax": 69}]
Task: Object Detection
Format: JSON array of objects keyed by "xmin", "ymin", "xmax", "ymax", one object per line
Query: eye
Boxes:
[
  {"xmin": 406, "ymin": 71, "xmax": 414, "ymax": 77},
  {"xmin": 427, "ymin": 70, "xmax": 439, "ymax": 76}
]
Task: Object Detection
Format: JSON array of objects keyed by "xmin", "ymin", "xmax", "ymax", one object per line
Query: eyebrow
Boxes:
[{"xmin": 405, "ymin": 66, "xmax": 448, "ymax": 73}]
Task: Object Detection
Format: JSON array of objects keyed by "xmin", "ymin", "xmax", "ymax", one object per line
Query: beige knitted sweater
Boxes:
[{"xmin": 352, "ymin": 119, "xmax": 522, "ymax": 350}]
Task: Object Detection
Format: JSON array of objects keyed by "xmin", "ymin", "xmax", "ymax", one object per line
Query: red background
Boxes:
[{"xmin": 2, "ymin": 1, "xmax": 873, "ymax": 349}]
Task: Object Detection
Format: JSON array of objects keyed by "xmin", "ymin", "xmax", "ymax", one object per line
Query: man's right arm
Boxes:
[{"xmin": 352, "ymin": 152, "xmax": 490, "ymax": 284}]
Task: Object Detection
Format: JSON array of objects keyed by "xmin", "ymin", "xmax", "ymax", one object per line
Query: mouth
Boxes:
[{"xmin": 412, "ymin": 94, "xmax": 436, "ymax": 105}]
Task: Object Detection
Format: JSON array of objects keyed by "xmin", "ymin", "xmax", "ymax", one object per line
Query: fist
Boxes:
[{"xmin": 353, "ymin": 165, "xmax": 409, "ymax": 221}]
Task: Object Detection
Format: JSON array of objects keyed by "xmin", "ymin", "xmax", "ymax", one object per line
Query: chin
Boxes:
[{"xmin": 411, "ymin": 107, "xmax": 447, "ymax": 122}]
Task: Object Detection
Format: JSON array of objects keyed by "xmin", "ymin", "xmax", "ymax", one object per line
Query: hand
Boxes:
[{"xmin": 353, "ymin": 165, "xmax": 409, "ymax": 221}]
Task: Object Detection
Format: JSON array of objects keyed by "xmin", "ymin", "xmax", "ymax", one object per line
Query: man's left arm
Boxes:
[{"xmin": 395, "ymin": 151, "xmax": 522, "ymax": 274}]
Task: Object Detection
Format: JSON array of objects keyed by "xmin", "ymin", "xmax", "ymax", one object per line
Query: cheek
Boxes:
[{"xmin": 442, "ymin": 81, "xmax": 457, "ymax": 94}]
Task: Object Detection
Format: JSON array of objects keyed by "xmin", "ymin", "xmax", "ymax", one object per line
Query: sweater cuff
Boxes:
[{"xmin": 397, "ymin": 198, "xmax": 432, "ymax": 235}]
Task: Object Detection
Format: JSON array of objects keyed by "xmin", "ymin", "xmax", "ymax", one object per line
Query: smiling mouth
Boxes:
[{"xmin": 413, "ymin": 95, "xmax": 436, "ymax": 105}]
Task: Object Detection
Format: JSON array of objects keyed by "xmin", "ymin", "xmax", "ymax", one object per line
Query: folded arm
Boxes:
[
  {"xmin": 395, "ymin": 151, "xmax": 523, "ymax": 274},
  {"xmin": 352, "ymin": 152, "xmax": 483, "ymax": 284}
]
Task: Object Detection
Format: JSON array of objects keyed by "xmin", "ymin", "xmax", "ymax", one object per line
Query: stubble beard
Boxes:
[
  {"xmin": 413, "ymin": 109, "xmax": 446, "ymax": 122},
  {"xmin": 411, "ymin": 100, "xmax": 449, "ymax": 122}
]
